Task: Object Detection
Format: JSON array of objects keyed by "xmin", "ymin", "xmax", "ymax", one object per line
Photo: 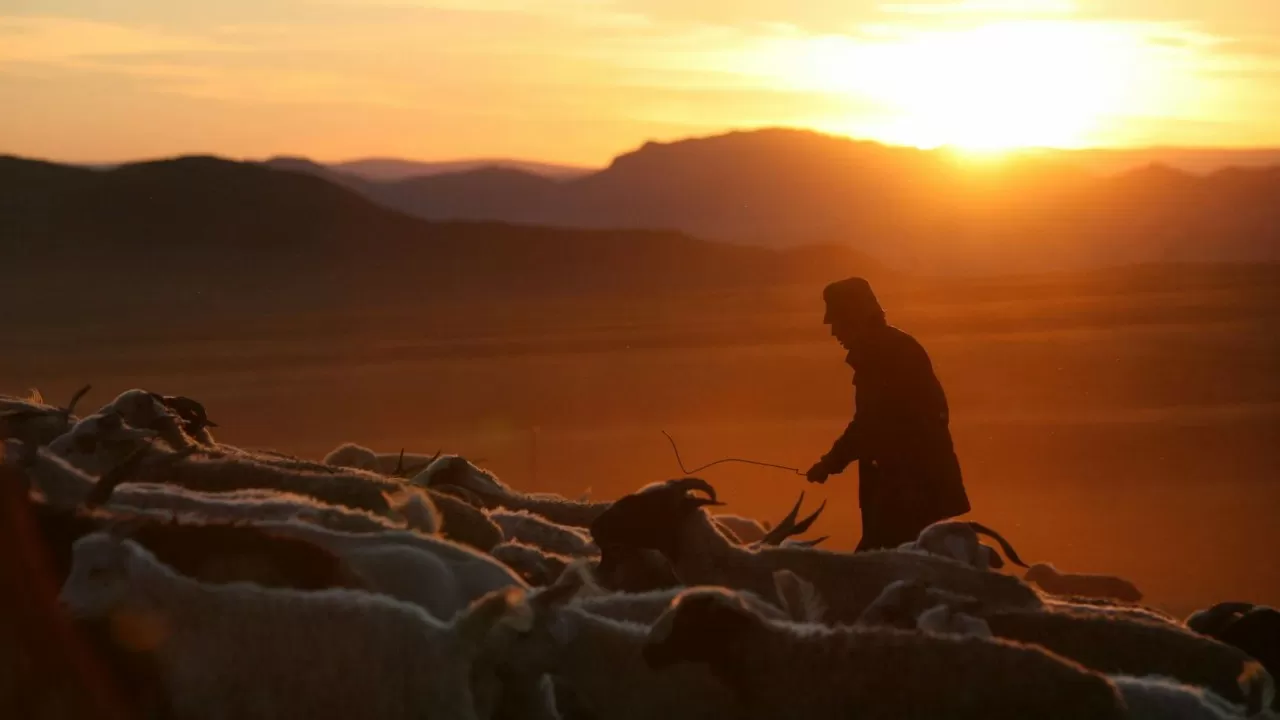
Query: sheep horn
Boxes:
[
  {"xmin": 63, "ymin": 384, "xmax": 92, "ymax": 419},
  {"xmin": 794, "ymin": 536, "xmax": 829, "ymax": 548},
  {"xmin": 760, "ymin": 492, "xmax": 806, "ymax": 545},
  {"xmin": 668, "ymin": 477, "xmax": 721, "ymax": 505},
  {"xmin": 791, "ymin": 498, "xmax": 826, "ymax": 536},
  {"xmin": 966, "ymin": 522, "xmax": 1029, "ymax": 568},
  {"xmin": 402, "ymin": 449, "xmax": 443, "ymax": 478}
]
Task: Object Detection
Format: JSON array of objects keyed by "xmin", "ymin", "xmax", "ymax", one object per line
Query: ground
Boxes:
[{"xmin": 7, "ymin": 266, "xmax": 1278, "ymax": 617}]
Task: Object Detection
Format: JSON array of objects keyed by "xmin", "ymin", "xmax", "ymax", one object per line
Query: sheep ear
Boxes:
[
  {"xmin": 25, "ymin": 388, "xmax": 44, "ymax": 405},
  {"xmin": 455, "ymin": 586, "xmax": 530, "ymax": 650},
  {"xmin": 772, "ymin": 569, "xmax": 827, "ymax": 623},
  {"xmin": 537, "ymin": 559, "xmax": 599, "ymax": 609}
]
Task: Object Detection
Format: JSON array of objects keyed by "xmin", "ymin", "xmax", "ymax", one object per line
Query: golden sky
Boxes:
[{"xmin": 2, "ymin": 0, "xmax": 1279, "ymax": 165}]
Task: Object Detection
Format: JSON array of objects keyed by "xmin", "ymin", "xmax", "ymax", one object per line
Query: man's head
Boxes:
[{"xmin": 822, "ymin": 277, "xmax": 886, "ymax": 350}]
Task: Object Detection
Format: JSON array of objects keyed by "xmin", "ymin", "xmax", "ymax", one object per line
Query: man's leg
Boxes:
[{"xmin": 855, "ymin": 504, "xmax": 945, "ymax": 552}]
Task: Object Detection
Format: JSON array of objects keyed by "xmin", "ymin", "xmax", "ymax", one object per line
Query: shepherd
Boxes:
[{"xmin": 806, "ymin": 277, "xmax": 971, "ymax": 551}]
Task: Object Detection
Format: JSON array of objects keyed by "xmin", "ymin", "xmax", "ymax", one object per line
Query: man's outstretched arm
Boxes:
[{"xmin": 807, "ymin": 419, "xmax": 860, "ymax": 483}]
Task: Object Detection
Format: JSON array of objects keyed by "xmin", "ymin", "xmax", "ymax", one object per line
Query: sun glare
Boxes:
[{"xmin": 776, "ymin": 21, "xmax": 1159, "ymax": 152}]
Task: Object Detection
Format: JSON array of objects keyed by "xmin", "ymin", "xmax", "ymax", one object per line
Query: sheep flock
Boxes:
[{"xmin": 2, "ymin": 385, "xmax": 1278, "ymax": 720}]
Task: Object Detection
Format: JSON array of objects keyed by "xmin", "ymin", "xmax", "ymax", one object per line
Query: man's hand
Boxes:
[{"xmin": 805, "ymin": 459, "xmax": 830, "ymax": 484}]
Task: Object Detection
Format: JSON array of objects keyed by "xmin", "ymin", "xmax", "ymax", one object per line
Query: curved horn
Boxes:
[
  {"xmin": 794, "ymin": 536, "xmax": 829, "ymax": 548},
  {"xmin": 63, "ymin": 384, "xmax": 92, "ymax": 419},
  {"xmin": 402, "ymin": 449, "xmax": 443, "ymax": 478},
  {"xmin": 967, "ymin": 522, "xmax": 1029, "ymax": 568},
  {"xmin": 791, "ymin": 498, "xmax": 827, "ymax": 536},
  {"xmin": 760, "ymin": 492, "xmax": 806, "ymax": 545},
  {"xmin": 667, "ymin": 477, "xmax": 720, "ymax": 504}
]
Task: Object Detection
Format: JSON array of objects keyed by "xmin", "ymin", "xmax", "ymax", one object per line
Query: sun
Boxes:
[{"xmin": 784, "ymin": 21, "xmax": 1154, "ymax": 153}]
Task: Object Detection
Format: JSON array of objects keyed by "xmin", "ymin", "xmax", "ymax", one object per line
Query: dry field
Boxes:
[{"xmin": 5, "ymin": 266, "xmax": 1278, "ymax": 617}]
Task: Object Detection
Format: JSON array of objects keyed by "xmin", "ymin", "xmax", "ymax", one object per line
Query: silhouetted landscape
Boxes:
[{"xmin": 252, "ymin": 129, "xmax": 1280, "ymax": 274}]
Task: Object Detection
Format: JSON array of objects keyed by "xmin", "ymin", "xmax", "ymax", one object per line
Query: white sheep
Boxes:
[
  {"xmin": 9, "ymin": 440, "xmax": 436, "ymax": 535},
  {"xmin": 487, "ymin": 563, "xmax": 743, "ymax": 720},
  {"xmin": 712, "ymin": 514, "xmax": 769, "ymax": 544},
  {"xmin": 1026, "ymin": 562, "xmax": 1145, "ymax": 603},
  {"xmin": 256, "ymin": 519, "xmax": 527, "ymax": 620},
  {"xmin": 413, "ymin": 455, "xmax": 610, "ymax": 528},
  {"xmin": 897, "ymin": 519, "xmax": 1027, "ymax": 571},
  {"xmin": 589, "ymin": 478, "xmax": 1043, "ymax": 623},
  {"xmin": 488, "ymin": 508, "xmax": 598, "ymax": 557},
  {"xmin": 641, "ymin": 586, "xmax": 1130, "ymax": 720},
  {"xmin": 572, "ymin": 569, "xmax": 824, "ymax": 626},
  {"xmin": 854, "ymin": 579, "xmax": 1275, "ymax": 714},
  {"xmin": 322, "ymin": 442, "xmax": 440, "ymax": 477},
  {"xmin": 59, "ymin": 531, "xmax": 528, "ymax": 720},
  {"xmin": 0, "ymin": 385, "xmax": 90, "ymax": 447}
]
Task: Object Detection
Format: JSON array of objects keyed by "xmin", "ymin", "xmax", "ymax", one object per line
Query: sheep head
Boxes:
[
  {"xmin": 642, "ymin": 586, "xmax": 759, "ymax": 673},
  {"xmin": 589, "ymin": 477, "xmax": 723, "ymax": 562},
  {"xmin": 151, "ymin": 394, "xmax": 219, "ymax": 433},
  {"xmin": 856, "ymin": 578, "xmax": 986, "ymax": 630},
  {"xmin": 488, "ymin": 560, "xmax": 597, "ymax": 674},
  {"xmin": 59, "ymin": 532, "xmax": 139, "ymax": 619}
]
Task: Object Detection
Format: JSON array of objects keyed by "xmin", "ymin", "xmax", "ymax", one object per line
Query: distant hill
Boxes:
[
  {"xmin": 330, "ymin": 157, "xmax": 593, "ymax": 181},
  {"xmin": 311, "ymin": 129, "xmax": 1280, "ymax": 273},
  {"xmin": 0, "ymin": 154, "xmax": 881, "ymax": 327}
]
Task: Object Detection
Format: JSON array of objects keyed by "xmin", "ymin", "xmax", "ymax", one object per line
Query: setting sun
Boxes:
[{"xmin": 775, "ymin": 21, "xmax": 1171, "ymax": 152}]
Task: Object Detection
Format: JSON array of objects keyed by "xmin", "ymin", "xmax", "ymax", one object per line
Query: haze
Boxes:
[{"xmin": 4, "ymin": 0, "xmax": 1280, "ymax": 164}]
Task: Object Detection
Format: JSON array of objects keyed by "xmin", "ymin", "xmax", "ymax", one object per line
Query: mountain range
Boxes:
[
  {"xmin": 259, "ymin": 128, "xmax": 1280, "ymax": 273},
  {"xmin": 0, "ymin": 151, "xmax": 877, "ymax": 328}
]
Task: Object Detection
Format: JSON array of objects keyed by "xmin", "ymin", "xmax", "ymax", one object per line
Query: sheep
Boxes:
[
  {"xmin": 489, "ymin": 508, "xmax": 598, "ymax": 557},
  {"xmin": 1188, "ymin": 603, "xmax": 1280, "ymax": 710},
  {"xmin": 430, "ymin": 486, "xmax": 505, "ymax": 551},
  {"xmin": 46, "ymin": 411, "xmax": 162, "ymax": 477},
  {"xmin": 10, "ymin": 439, "xmax": 421, "ymax": 535},
  {"xmin": 713, "ymin": 515, "xmax": 769, "ymax": 544},
  {"xmin": 1189, "ymin": 602, "xmax": 1259, "ymax": 637},
  {"xmin": 915, "ymin": 601, "xmax": 996, "ymax": 639},
  {"xmin": 0, "ymin": 384, "xmax": 91, "ymax": 447},
  {"xmin": 1111, "ymin": 675, "xmax": 1255, "ymax": 720},
  {"xmin": 105, "ymin": 484, "xmax": 410, "ymax": 534},
  {"xmin": 114, "ymin": 445, "xmax": 441, "ymax": 531},
  {"xmin": 59, "ymin": 530, "xmax": 532, "ymax": 720},
  {"xmin": 898, "ymin": 519, "xmax": 1028, "ymax": 571},
  {"xmin": 96, "ymin": 388, "xmax": 202, "ymax": 451},
  {"xmin": 572, "ymin": 569, "xmax": 824, "ymax": 626},
  {"xmin": 486, "ymin": 562, "xmax": 744, "ymax": 720},
  {"xmin": 1025, "ymin": 562, "xmax": 1144, "ymax": 603},
  {"xmin": 854, "ymin": 580, "xmax": 1274, "ymax": 714},
  {"xmin": 492, "ymin": 541, "xmax": 573, "ymax": 587},
  {"xmin": 323, "ymin": 442, "xmax": 440, "ymax": 477},
  {"xmin": 641, "ymin": 586, "xmax": 1129, "ymax": 720},
  {"xmin": 27, "ymin": 502, "xmax": 366, "ymax": 593},
  {"xmin": 588, "ymin": 477, "xmax": 1042, "ymax": 623},
  {"xmin": 415, "ymin": 455, "xmax": 611, "ymax": 528},
  {"xmin": 253, "ymin": 519, "xmax": 528, "ymax": 620}
]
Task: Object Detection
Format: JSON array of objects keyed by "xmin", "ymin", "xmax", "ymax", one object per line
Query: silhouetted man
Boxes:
[{"xmin": 806, "ymin": 277, "xmax": 970, "ymax": 551}]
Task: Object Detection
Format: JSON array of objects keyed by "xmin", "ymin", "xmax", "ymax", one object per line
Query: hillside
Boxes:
[
  {"xmin": 306, "ymin": 129, "xmax": 1280, "ymax": 273},
  {"xmin": 0, "ymin": 154, "xmax": 882, "ymax": 327}
]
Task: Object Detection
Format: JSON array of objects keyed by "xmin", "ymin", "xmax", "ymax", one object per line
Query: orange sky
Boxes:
[{"xmin": 3, "ymin": 0, "xmax": 1279, "ymax": 165}]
